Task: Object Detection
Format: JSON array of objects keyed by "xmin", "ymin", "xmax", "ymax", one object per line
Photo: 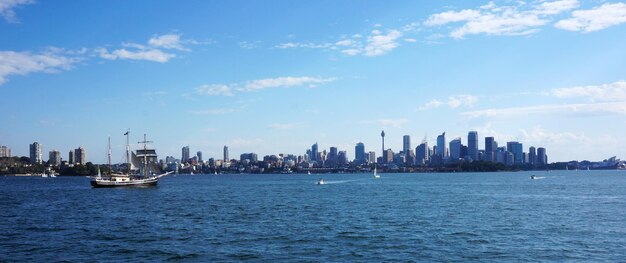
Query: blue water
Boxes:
[{"xmin": 1, "ymin": 171, "xmax": 625, "ymax": 261}]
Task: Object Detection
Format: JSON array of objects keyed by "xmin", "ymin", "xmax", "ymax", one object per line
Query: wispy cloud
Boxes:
[
  {"xmin": 555, "ymin": 3, "xmax": 626, "ymax": 33},
  {"xmin": 418, "ymin": 95, "xmax": 478, "ymax": 110},
  {"xmin": 0, "ymin": 49, "xmax": 79, "ymax": 85},
  {"xmin": 425, "ymin": 0, "xmax": 580, "ymax": 39},
  {"xmin": 231, "ymin": 138, "xmax": 264, "ymax": 147},
  {"xmin": 96, "ymin": 33, "xmax": 202, "ymax": 63},
  {"xmin": 550, "ymin": 80, "xmax": 626, "ymax": 102},
  {"xmin": 268, "ymin": 123, "xmax": 303, "ymax": 130},
  {"xmin": 0, "ymin": 0, "xmax": 34, "ymax": 23},
  {"xmin": 362, "ymin": 118, "xmax": 409, "ymax": 128},
  {"xmin": 195, "ymin": 76, "xmax": 336, "ymax": 96},
  {"xmin": 191, "ymin": 108, "xmax": 236, "ymax": 115},
  {"xmin": 462, "ymin": 101, "xmax": 626, "ymax": 119}
]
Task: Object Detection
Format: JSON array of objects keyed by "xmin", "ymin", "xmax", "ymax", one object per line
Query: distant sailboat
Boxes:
[{"xmin": 374, "ymin": 166, "xmax": 380, "ymax": 178}]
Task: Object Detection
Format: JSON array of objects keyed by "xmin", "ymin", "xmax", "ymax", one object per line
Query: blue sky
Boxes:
[{"xmin": 1, "ymin": 0, "xmax": 626, "ymax": 163}]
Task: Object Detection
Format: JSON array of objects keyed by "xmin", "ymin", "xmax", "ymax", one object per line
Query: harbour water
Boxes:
[{"xmin": 1, "ymin": 171, "xmax": 625, "ymax": 261}]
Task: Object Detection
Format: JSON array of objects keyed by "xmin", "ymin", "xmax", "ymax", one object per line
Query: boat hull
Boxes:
[{"xmin": 90, "ymin": 177, "xmax": 159, "ymax": 188}]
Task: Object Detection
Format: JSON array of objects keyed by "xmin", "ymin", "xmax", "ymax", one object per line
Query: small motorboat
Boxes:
[
  {"xmin": 530, "ymin": 175, "xmax": 537, "ymax": 179},
  {"xmin": 317, "ymin": 178, "xmax": 325, "ymax": 185}
]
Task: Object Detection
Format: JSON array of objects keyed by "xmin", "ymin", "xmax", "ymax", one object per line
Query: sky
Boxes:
[{"xmin": 1, "ymin": 0, "xmax": 626, "ymax": 163}]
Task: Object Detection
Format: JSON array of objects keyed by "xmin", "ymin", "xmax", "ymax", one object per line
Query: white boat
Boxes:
[
  {"xmin": 41, "ymin": 173, "xmax": 48, "ymax": 178},
  {"xmin": 374, "ymin": 167, "xmax": 380, "ymax": 178},
  {"xmin": 307, "ymin": 171, "xmax": 311, "ymax": 175},
  {"xmin": 90, "ymin": 131, "xmax": 172, "ymax": 188},
  {"xmin": 317, "ymin": 178, "xmax": 325, "ymax": 185}
]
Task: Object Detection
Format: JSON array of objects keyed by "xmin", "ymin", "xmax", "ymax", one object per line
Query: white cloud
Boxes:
[
  {"xmin": 425, "ymin": 1, "xmax": 582, "ymax": 39},
  {"xmin": 362, "ymin": 118, "xmax": 409, "ymax": 128},
  {"xmin": 555, "ymin": 3, "xmax": 626, "ymax": 32},
  {"xmin": 550, "ymin": 80, "xmax": 626, "ymax": 102},
  {"xmin": 520, "ymin": 126, "xmax": 588, "ymax": 145},
  {"xmin": 148, "ymin": 34, "xmax": 188, "ymax": 50},
  {"xmin": 0, "ymin": 0, "xmax": 34, "ymax": 23},
  {"xmin": 363, "ymin": 29, "xmax": 403, "ymax": 56},
  {"xmin": 195, "ymin": 84, "xmax": 234, "ymax": 96},
  {"xmin": 96, "ymin": 47, "xmax": 175, "ymax": 63},
  {"xmin": 0, "ymin": 50, "xmax": 78, "ymax": 85},
  {"xmin": 462, "ymin": 101, "xmax": 626, "ymax": 119},
  {"xmin": 268, "ymin": 123, "xmax": 303, "ymax": 130},
  {"xmin": 195, "ymin": 76, "xmax": 335, "ymax": 96},
  {"xmin": 418, "ymin": 95, "xmax": 478, "ymax": 110},
  {"xmin": 191, "ymin": 108, "xmax": 236, "ymax": 115},
  {"xmin": 276, "ymin": 42, "xmax": 332, "ymax": 49}
]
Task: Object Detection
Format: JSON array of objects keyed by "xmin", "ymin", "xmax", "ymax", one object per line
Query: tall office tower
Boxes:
[
  {"xmin": 436, "ymin": 132, "xmax": 447, "ymax": 158},
  {"xmin": 484, "ymin": 137, "xmax": 497, "ymax": 162},
  {"xmin": 74, "ymin": 147, "xmax": 86, "ymax": 165},
  {"xmin": 381, "ymin": 130, "xmax": 385, "ymax": 157},
  {"xmin": 449, "ymin": 138, "xmax": 462, "ymax": 159},
  {"xmin": 223, "ymin": 145, "xmax": 229, "ymax": 161},
  {"xmin": 529, "ymin": 146, "xmax": 537, "ymax": 165},
  {"xmin": 383, "ymin": 149, "xmax": 394, "ymax": 164},
  {"xmin": 355, "ymin": 142, "xmax": 365, "ymax": 163},
  {"xmin": 29, "ymin": 142, "xmax": 42, "ymax": 164},
  {"xmin": 182, "ymin": 146, "xmax": 190, "ymax": 163},
  {"xmin": 415, "ymin": 142, "xmax": 429, "ymax": 165},
  {"xmin": 368, "ymin": 151, "xmax": 376, "ymax": 163},
  {"xmin": 468, "ymin": 131, "xmax": 478, "ymax": 161},
  {"xmin": 403, "ymin": 135, "xmax": 411, "ymax": 154},
  {"xmin": 311, "ymin": 143, "xmax": 318, "ymax": 162},
  {"xmin": 337, "ymin": 151, "xmax": 348, "ymax": 165},
  {"xmin": 197, "ymin": 151, "xmax": 203, "ymax": 163},
  {"xmin": 328, "ymin": 147, "xmax": 338, "ymax": 165},
  {"xmin": 69, "ymin": 150, "xmax": 74, "ymax": 164},
  {"xmin": 0, "ymin": 145, "xmax": 11, "ymax": 157},
  {"xmin": 49, "ymin": 150, "xmax": 61, "ymax": 166},
  {"xmin": 506, "ymin": 141, "xmax": 524, "ymax": 164},
  {"xmin": 537, "ymin": 147, "xmax": 547, "ymax": 165}
]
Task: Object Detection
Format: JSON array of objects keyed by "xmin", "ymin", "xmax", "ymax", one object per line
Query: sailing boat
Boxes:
[
  {"xmin": 90, "ymin": 130, "xmax": 172, "ymax": 188},
  {"xmin": 373, "ymin": 166, "xmax": 380, "ymax": 178}
]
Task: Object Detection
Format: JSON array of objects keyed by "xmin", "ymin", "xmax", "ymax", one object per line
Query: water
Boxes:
[{"xmin": 1, "ymin": 171, "xmax": 625, "ymax": 261}]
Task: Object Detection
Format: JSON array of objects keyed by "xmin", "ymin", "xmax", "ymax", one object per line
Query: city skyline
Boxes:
[{"xmin": 2, "ymin": 1, "xmax": 626, "ymax": 162}]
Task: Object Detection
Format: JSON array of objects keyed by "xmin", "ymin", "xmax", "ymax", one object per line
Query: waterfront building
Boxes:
[
  {"xmin": 311, "ymin": 143, "xmax": 318, "ymax": 162},
  {"xmin": 436, "ymin": 132, "xmax": 447, "ymax": 159},
  {"xmin": 383, "ymin": 149, "xmax": 394, "ymax": 164},
  {"xmin": 416, "ymin": 142, "xmax": 429, "ymax": 165},
  {"xmin": 529, "ymin": 146, "xmax": 537, "ymax": 165},
  {"xmin": 368, "ymin": 151, "xmax": 376, "ymax": 164},
  {"xmin": 197, "ymin": 151, "xmax": 203, "ymax": 163},
  {"xmin": 403, "ymin": 135, "xmax": 411, "ymax": 154},
  {"xmin": 449, "ymin": 138, "xmax": 462, "ymax": 160},
  {"xmin": 69, "ymin": 150, "xmax": 74, "ymax": 164},
  {"xmin": 0, "ymin": 145, "xmax": 11, "ymax": 158},
  {"xmin": 537, "ymin": 147, "xmax": 547, "ymax": 165},
  {"xmin": 49, "ymin": 150, "xmax": 61, "ymax": 166},
  {"xmin": 328, "ymin": 147, "xmax": 338, "ymax": 165},
  {"xmin": 240, "ymin": 153, "xmax": 258, "ymax": 162},
  {"xmin": 337, "ymin": 151, "xmax": 348, "ymax": 165},
  {"xmin": 485, "ymin": 137, "xmax": 497, "ymax": 162},
  {"xmin": 507, "ymin": 141, "xmax": 523, "ymax": 164},
  {"xmin": 223, "ymin": 145, "xmax": 229, "ymax": 162},
  {"xmin": 29, "ymin": 142, "xmax": 42, "ymax": 164},
  {"xmin": 355, "ymin": 142, "xmax": 365, "ymax": 163},
  {"xmin": 496, "ymin": 147, "xmax": 507, "ymax": 164},
  {"xmin": 182, "ymin": 146, "xmax": 190, "ymax": 163},
  {"xmin": 468, "ymin": 131, "xmax": 478, "ymax": 161},
  {"xmin": 74, "ymin": 147, "xmax": 86, "ymax": 165}
]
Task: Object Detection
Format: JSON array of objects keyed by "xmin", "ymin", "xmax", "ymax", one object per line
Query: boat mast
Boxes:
[
  {"xmin": 107, "ymin": 136, "xmax": 112, "ymax": 175},
  {"xmin": 138, "ymin": 133, "xmax": 153, "ymax": 178},
  {"xmin": 126, "ymin": 129, "xmax": 131, "ymax": 174}
]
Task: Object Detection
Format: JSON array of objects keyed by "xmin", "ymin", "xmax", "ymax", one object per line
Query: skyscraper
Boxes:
[
  {"xmin": 49, "ymin": 149, "xmax": 61, "ymax": 166},
  {"xmin": 368, "ymin": 151, "xmax": 376, "ymax": 164},
  {"xmin": 29, "ymin": 142, "xmax": 42, "ymax": 164},
  {"xmin": 311, "ymin": 143, "xmax": 318, "ymax": 162},
  {"xmin": 328, "ymin": 147, "xmax": 338, "ymax": 165},
  {"xmin": 468, "ymin": 131, "xmax": 478, "ymax": 161},
  {"xmin": 197, "ymin": 151, "xmax": 203, "ymax": 163},
  {"xmin": 415, "ymin": 142, "xmax": 429, "ymax": 165},
  {"xmin": 74, "ymin": 147, "xmax": 86, "ymax": 165},
  {"xmin": 537, "ymin": 147, "xmax": 547, "ymax": 165},
  {"xmin": 69, "ymin": 150, "xmax": 74, "ymax": 164},
  {"xmin": 449, "ymin": 138, "xmax": 462, "ymax": 160},
  {"xmin": 383, "ymin": 149, "xmax": 394, "ymax": 164},
  {"xmin": 182, "ymin": 146, "xmax": 190, "ymax": 163},
  {"xmin": 485, "ymin": 137, "xmax": 497, "ymax": 162},
  {"xmin": 529, "ymin": 146, "xmax": 537, "ymax": 165},
  {"xmin": 436, "ymin": 132, "xmax": 447, "ymax": 158},
  {"xmin": 403, "ymin": 135, "xmax": 411, "ymax": 154},
  {"xmin": 506, "ymin": 141, "xmax": 523, "ymax": 164},
  {"xmin": 0, "ymin": 145, "xmax": 11, "ymax": 158},
  {"xmin": 223, "ymin": 145, "xmax": 229, "ymax": 161},
  {"xmin": 355, "ymin": 142, "xmax": 365, "ymax": 163}
]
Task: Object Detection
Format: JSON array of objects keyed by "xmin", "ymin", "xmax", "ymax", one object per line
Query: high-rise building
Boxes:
[
  {"xmin": 182, "ymin": 146, "xmax": 190, "ymax": 163},
  {"xmin": 49, "ymin": 150, "xmax": 61, "ymax": 166},
  {"xmin": 337, "ymin": 151, "xmax": 348, "ymax": 165},
  {"xmin": 485, "ymin": 137, "xmax": 497, "ymax": 162},
  {"xmin": 537, "ymin": 147, "xmax": 547, "ymax": 165},
  {"xmin": 383, "ymin": 149, "xmax": 394, "ymax": 164},
  {"xmin": 468, "ymin": 131, "xmax": 478, "ymax": 161},
  {"xmin": 415, "ymin": 142, "xmax": 429, "ymax": 165},
  {"xmin": 223, "ymin": 145, "xmax": 229, "ymax": 161},
  {"xmin": 0, "ymin": 145, "xmax": 11, "ymax": 158},
  {"xmin": 328, "ymin": 147, "xmax": 338, "ymax": 166},
  {"xmin": 403, "ymin": 135, "xmax": 411, "ymax": 154},
  {"xmin": 368, "ymin": 151, "xmax": 376, "ymax": 163},
  {"xmin": 311, "ymin": 143, "xmax": 318, "ymax": 162},
  {"xmin": 449, "ymin": 138, "xmax": 462, "ymax": 160},
  {"xmin": 381, "ymin": 130, "xmax": 385, "ymax": 157},
  {"xmin": 197, "ymin": 151, "xmax": 203, "ymax": 163},
  {"xmin": 436, "ymin": 132, "xmax": 447, "ymax": 158},
  {"xmin": 529, "ymin": 146, "xmax": 537, "ymax": 165},
  {"xmin": 29, "ymin": 142, "xmax": 42, "ymax": 164},
  {"xmin": 69, "ymin": 150, "xmax": 74, "ymax": 164},
  {"xmin": 355, "ymin": 142, "xmax": 365, "ymax": 163},
  {"xmin": 74, "ymin": 147, "xmax": 86, "ymax": 165},
  {"xmin": 506, "ymin": 141, "xmax": 523, "ymax": 164}
]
